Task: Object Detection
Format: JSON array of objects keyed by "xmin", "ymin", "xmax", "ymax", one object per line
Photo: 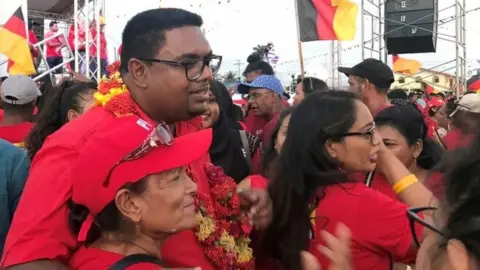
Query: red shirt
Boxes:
[
  {"xmin": 70, "ymin": 246, "xmax": 162, "ymax": 270},
  {"xmin": 1, "ymin": 107, "xmax": 215, "ymax": 270},
  {"xmin": 443, "ymin": 128, "xmax": 472, "ymax": 150},
  {"xmin": 309, "ymin": 183, "xmax": 421, "ymax": 269},
  {"xmin": 0, "ymin": 122, "xmax": 34, "ymax": 144},
  {"xmin": 89, "ymin": 29, "xmax": 108, "ymax": 60},
  {"xmin": 68, "ymin": 25, "xmax": 86, "ymax": 51},
  {"xmin": 244, "ymin": 113, "xmax": 269, "ymax": 137},
  {"xmin": 45, "ymin": 31, "xmax": 64, "ymax": 57},
  {"xmin": 28, "ymin": 30, "xmax": 39, "ymax": 58},
  {"xmin": 374, "ymin": 103, "xmax": 392, "ymax": 116},
  {"xmin": 0, "ymin": 109, "xmax": 3, "ymax": 122}
]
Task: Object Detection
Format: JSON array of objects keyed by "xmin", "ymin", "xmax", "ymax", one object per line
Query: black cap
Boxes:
[{"xmin": 338, "ymin": 58, "xmax": 394, "ymax": 89}]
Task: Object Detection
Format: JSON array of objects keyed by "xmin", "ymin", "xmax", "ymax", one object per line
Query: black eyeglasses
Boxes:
[
  {"xmin": 329, "ymin": 123, "xmax": 376, "ymax": 144},
  {"xmin": 139, "ymin": 55, "xmax": 222, "ymax": 81},
  {"xmin": 407, "ymin": 207, "xmax": 447, "ymax": 247},
  {"xmin": 103, "ymin": 122, "xmax": 174, "ymax": 187}
]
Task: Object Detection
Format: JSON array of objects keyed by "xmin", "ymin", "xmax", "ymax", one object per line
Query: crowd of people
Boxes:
[{"xmin": 0, "ymin": 7, "xmax": 480, "ymax": 270}]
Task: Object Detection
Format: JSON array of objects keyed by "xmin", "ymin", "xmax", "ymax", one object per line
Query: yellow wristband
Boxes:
[{"xmin": 392, "ymin": 174, "xmax": 418, "ymax": 194}]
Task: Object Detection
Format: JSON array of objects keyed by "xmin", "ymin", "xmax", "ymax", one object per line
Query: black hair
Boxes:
[
  {"xmin": 25, "ymin": 80, "xmax": 96, "ymax": 159},
  {"xmin": 0, "ymin": 76, "xmax": 8, "ymax": 83},
  {"xmin": 375, "ymin": 104, "xmax": 443, "ymax": 170},
  {"xmin": 68, "ymin": 180, "xmax": 147, "ymax": 244},
  {"xmin": 49, "ymin": 21, "xmax": 57, "ymax": 28},
  {"xmin": 430, "ymin": 132, "xmax": 480, "ymax": 265},
  {"xmin": 445, "ymin": 98, "xmax": 457, "ymax": 117},
  {"xmin": 36, "ymin": 75, "xmax": 56, "ymax": 111},
  {"xmin": 387, "ymin": 89, "xmax": 408, "ymax": 100},
  {"xmin": 1, "ymin": 102, "xmax": 35, "ymax": 115},
  {"xmin": 242, "ymin": 52, "xmax": 274, "ymax": 77},
  {"xmin": 263, "ymin": 90, "xmax": 359, "ymax": 269},
  {"xmin": 261, "ymin": 107, "xmax": 295, "ymax": 177},
  {"xmin": 120, "ymin": 8, "xmax": 203, "ymax": 74},
  {"xmin": 301, "ymin": 77, "xmax": 328, "ymax": 95}
]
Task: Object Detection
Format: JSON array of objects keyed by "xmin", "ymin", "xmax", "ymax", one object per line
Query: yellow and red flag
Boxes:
[
  {"xmin": 297, "ymin": 0, "xmax": 358, "ymax": 41},
  {"xmin": 392, "ymin": 54, "xmax": 421, "ymax": 76},
  {"xmin": 467, "ymin": 74, "xmax": 480, "ymax": 93},
  {"xmin": 0, "ymin": 7, "xmax": 36, "ymax": 75}
]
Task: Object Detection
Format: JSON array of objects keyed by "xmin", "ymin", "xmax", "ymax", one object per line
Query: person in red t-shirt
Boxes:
[
  {"xmin": 443, "ymin": 93, "xmax": 480, "ymax": 150},
  {"xmin": 1, "ymin": 9, "xmax": 271, "ymax": 270},
  {"xmin": 67, "ymin": 114, "xmax": 211, "ymax": 270},
  {"xmin": 89, "ymin": 18, "xmax": 108, "ymax": 77},
  {"xmin": 45, "ymin": 21, "xmax": 66, "ymax": 74},
  {"xmin": 263, "ymin": 91, "xmax": 435, "ymax": 270},
  {"xmin": 338, "ymin": 58, "xmax": 394, "ymax": 116},
  {"xmin": 0, "ymin": 75, "xmax": 40, "ymax": 147},
  {"xmin": 238, "ymin": 75, "xmax": 284, "ymax": 142},
  {"xmin": 27, "ymin": 21, "xmax": 39, "ymax": 68},
  {"xmin": 373, "ymin": 105, "xmax": 444, "ymax": 201},
  {"xmin": 242, "ymin": 52, "xmax": 275, "ymax": 135}
]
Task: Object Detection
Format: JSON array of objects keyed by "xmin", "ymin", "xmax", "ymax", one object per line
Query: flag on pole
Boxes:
[
  {"xmin": 0, "ymin": 7, "xmax": 35, "ymax": 75},
  {"xmin": 296, "ymin": 0, "xmax": 358, "ymax": 42},
  {"xmin": 392, "ymin": 54, "xmax": 421, "ymax": 76}
]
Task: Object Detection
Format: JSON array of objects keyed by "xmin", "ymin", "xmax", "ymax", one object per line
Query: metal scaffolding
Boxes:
[
  {"xmin": 330, "ymin": 41, "xmax": 343, "ymax": 88},
  {"xmin": 359, "ymin": 0, "xmax": 467, "ymax": 96},
  {"xmin": 25, "ymin": 0, "xmax": 103, "ymax": 83},
  {"xmin": 74, "ymin": 0, "xmax": 102, "ymax": 82}
]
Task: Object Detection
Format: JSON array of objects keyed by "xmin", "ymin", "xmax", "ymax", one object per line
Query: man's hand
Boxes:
[
  {"xmin": 237, "ymin": 188, "xmax": 272, "ymax": 230},
  {"xmin": 301, "ymin": 223, "xmax": 352, "ymax": 270}
]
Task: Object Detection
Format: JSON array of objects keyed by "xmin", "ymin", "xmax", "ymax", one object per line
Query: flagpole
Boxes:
[{"xmin": 294, "ymin": 0, "xmax": 305, "ymax": 78}]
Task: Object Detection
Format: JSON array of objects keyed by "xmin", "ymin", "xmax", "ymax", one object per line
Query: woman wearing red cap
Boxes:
[{"xmin": 67, "ymin": 115, "xmax": 212, "ymax": 269}]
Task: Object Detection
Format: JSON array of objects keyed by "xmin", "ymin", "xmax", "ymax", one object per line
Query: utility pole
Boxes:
[{"xmin": 234, "ymin": 60, "xmax": 243, "ymax": 78}]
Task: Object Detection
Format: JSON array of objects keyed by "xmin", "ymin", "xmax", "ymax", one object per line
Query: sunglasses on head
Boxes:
[{"xmin": 103, "ymin": 122, "xmax": 174, "ymax": 187}]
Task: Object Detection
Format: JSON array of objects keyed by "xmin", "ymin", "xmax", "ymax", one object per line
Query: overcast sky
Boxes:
[
  {"xmin": 102, "ymin": 0, "xmax": 480, "ymax": 83},
  {"xmin": 2, "ymin": 0, "xmax": 480, "ymax": 82}
]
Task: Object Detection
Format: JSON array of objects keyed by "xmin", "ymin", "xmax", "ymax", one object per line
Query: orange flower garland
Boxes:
[{"xmin": 95, "ymin": 62, "xmax": 254, "ymax": 269}]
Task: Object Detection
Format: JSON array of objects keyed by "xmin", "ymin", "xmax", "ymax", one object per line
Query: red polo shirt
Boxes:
[
  {"xmin": 0, "ymin": 122, "xmax": 34, "ymax": 144},
  {"xmin": 1, "ymin": 106, "xmax": 215, "ymax": 270},
  {"xmin": 70, "ymin": 247, "xmax": 162, "ymax": 270},
  {"xmin": 309, "ymin": 183, "xmax": 421, "ymax": 269},
  {"xmin": 374, "ymin": 103, "xmax": 392, "ymax": 116}
]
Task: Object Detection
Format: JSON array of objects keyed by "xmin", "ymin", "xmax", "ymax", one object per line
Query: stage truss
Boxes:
[
  {"xmin": 331, "ymin": 0, "xmax": 467, "ymax": 96},
  {"xmin": 27, "ymin": 0, "xmax": 103, "ymax": 83}
]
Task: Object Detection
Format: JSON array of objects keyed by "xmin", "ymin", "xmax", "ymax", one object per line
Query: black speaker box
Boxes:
[{"xmin": 384, "ymin": 0, "xmax": 438, "ymax": 54}]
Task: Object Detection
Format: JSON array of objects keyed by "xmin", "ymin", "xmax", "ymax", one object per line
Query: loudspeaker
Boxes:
[{"xmin": 384, "ymin": 0, "xmax": 438, "ymax": 54}]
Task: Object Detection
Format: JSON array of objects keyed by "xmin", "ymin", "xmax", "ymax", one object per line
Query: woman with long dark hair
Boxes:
[
  {"xmin": 26, "ymin": 80, "xmax": 96, "ymax": 159},
  {"xmin": 264, "ymin": 90, "xmax": 435, "ymax": 269},
  {"xmin": 411, "ymin": 131, "xmax": 480, "ymax": 270},
  {"xmin": 261, "ymin": 107, "xmax": 294, "ymax": 178}
]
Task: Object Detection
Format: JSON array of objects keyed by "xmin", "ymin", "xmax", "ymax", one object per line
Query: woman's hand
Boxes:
[
  {"xmin": 301, "ymin": 223, "xmax": 352, "ymax": 270},
  {"xmin": 237, "ymin": 188, "xmax": 272, "ymax": 230}
]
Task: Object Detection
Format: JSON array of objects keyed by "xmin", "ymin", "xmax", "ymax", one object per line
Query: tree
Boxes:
[
  {"xmin": 253, "ymin": 45, "xmax": 267, "ymax": 59},
  {"xmin": 222, "ymin": 71, "xmax": 237, "ymax": 82}
]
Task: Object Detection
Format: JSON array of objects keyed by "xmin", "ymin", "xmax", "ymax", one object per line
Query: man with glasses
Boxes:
[
  {"xmin": 338, "ymin": 58, "xmax": 395, "ymax": 116},
  {"xmin": 2, "ymin": 8, "xmax": 270, "ymax": 270},
  {"xmin": 238, "ymin": 75, "xmax": 285, "ymax": 144}
]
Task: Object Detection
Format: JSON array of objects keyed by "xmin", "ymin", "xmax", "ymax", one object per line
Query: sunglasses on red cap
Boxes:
[{"xmin": 103, "ymin": 122, "xmax": 174, "ymax": 187}]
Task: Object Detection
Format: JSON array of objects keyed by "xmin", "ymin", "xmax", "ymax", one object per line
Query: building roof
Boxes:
[{"xmin": 418, "ymin": 68, "xmax": 455, "ymax": 78}]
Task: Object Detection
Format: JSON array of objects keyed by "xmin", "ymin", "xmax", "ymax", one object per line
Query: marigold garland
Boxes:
[{"xmin": 96, "ymin": 62, "xmax": 254, "ymax": 270}]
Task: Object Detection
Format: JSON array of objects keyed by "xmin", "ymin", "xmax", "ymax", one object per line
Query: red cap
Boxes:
[
  {"xmin": 428, "ymin": 97, "xmax": 445, "ymax": 109},
  {"xmin": 71, "ymin": 115, "xmax": 212, "ymax": 216}
]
